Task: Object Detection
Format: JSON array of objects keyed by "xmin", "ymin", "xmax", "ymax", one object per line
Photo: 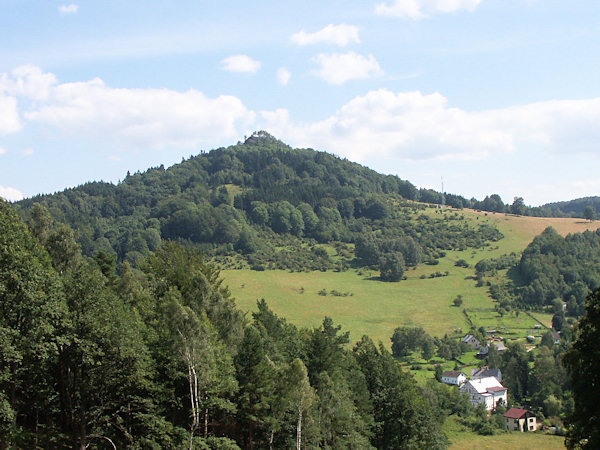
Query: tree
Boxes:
[
  {"xmin": 511, "ymin": 197, "xmax": 526, "ymax": 216},
  {"xmin": 584, "ymin": 205, "xmax": 596, "ymax": 222},
  {"xmin": 453, "ymin": 295, "xmax": 463, "ymax": 307},
  {"xmin": 353, "ymin": 337, "xmax": 448, "ymax": 449},
  {"xmin": 434, "ymin": 365, "xmax": 443, "ymax": 382},
  {"xmin": 552, "ymin": 312, "xmax": 566, "ymax": 332},
  {"xmin": 235, "ymin": 325, "xmax": 275, "ymax": 449},
  {"xmin": 0, "ymin": 200, "xmax": 67, "ymax": 447},
  {"xmin": 166, "ymin": 290, "xmax": 237, "ymax": 448},
  {"xmin": 563, "ymin": 287, "xmax": 600, "ymax": 449},
  {"xmin": 283, "ymin": 359, "xmax": 314, "ymax": 450},
  {"xmin": 379, "ymin": 253, "xmax": 405, "ymax": 282}
]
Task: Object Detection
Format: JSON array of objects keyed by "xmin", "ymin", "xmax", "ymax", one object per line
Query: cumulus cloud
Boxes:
[
  {"xmin": 59, "ymin": 4, "xmax": 78, "ymax": 15},
  {"xmin": 375, "ymin": 0, "xmax": 482, "ymax": 19},
  {"xmin": 2, "ymin": 66, "xmax": 256, "ymax": 149},
  {"xmin": 277, "ymin": 67, "xmax": 291, "ymax": 86},
  {"xmin": 221, "ymin": 55, "xmax": 261, "ymax": 74},
  {"xmin": 261, "ymin": 89, "xmax": 600, "ymax": 163},
  {"xmin": 0, "ymin": 186, "xmax": 24, "ymax": 202},
  {"xmin": 291, "ymin": 23, "xmax": 360, "ymax": 47},
  {"xmin": 312, "ymin": 52, "xmax": 383, "ymax": 85},
  {"xmin": 1, "ymin": 65, "xmax": 57, "ymax": 101},
  {"xmin": 0, "ymin": 146, "xmax": 6, "ymax": 155}
]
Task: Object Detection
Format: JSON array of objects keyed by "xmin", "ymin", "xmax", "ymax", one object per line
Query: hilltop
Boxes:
[{"xmin": 15, "ymin": 132, "xmax": 600, "ymax": 346}]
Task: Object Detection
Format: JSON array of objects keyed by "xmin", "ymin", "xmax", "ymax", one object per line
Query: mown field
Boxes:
[{"xmin": 222, "ymin": 209, "xmax": 600, "ymax": 346}]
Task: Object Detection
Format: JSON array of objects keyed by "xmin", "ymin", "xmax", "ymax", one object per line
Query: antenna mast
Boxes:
[{"xmin": 441, "ymin": 177, "xmax": 445, "ymax": 209}]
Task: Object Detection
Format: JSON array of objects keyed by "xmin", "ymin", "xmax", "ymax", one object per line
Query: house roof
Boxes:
[
  {"xmin": 462, "ymin": 334, "xmax": 477, "ymax": 343},
  {"xmin": 492, "ymin": 341, "xmax": 507, "ymax": 351},
  {"xmin": 487, "ymin": 386, "xmax": 507, "ymax": 392},
  {"xmin": 471, "ymin": 366, "xmax": 501, "ymax": 379},
  {"xmin": 462, "ymin": 376, "xmax": 505, "ymax": 394},
  {"xmin": 504, "ymin": 408, "xmax": 531, "ymax": 419},
  {"xmin": 442, "ymin": 370, "xmax": 464, "ymax": 378}
]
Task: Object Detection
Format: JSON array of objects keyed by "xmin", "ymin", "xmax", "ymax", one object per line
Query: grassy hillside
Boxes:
[
  {"xmin": 444, "ymin": 415, "xmax": 565, "ymax": 449},
  {"xmin": 223, "ymin": 208, "xmax": 600, "ymax": 345}
]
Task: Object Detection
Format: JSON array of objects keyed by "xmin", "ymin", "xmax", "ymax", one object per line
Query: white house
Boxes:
[
  {"xmin": 460, "ymin": 376, "xmax": 507, "ymax": 411},
  {"xmin": 471, "ymin": 366, "xmax": 502, "ymax": 383},
  {"xmin": 441, "ymin": 370, "xmax": 467, "ymax": 385},
  {"xmin": 504, "ymin": 408, "xmax": 538, "ymax": 432}
]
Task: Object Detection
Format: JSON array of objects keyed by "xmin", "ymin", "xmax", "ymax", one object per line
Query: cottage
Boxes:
[
  {"xmin": 441, "ymin": 370, "xmax": 467, "ymax": 385},
  {"xmin": 471, "ymin": 366, "xmax": 502, "ymax": 383},
  {"xmin": 461, "ymin": 334, "xmax": 481, "ymax": 349},
  {"xmin": 460, "ymin": 376, "xmax": 507, "ymax": 410},
  {"xmin": 551, "ymin": 331, "xmax": 561, "ymax": 345},
  {"xmin": 504, "ymin": 408, "xmax": 537, "ymax": 432},
  {"xmin": 476, "ymin": 341, "xmax": 507, "ymax": 359}
]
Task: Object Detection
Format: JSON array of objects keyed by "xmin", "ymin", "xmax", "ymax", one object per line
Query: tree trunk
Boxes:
[
  {"xmin": 204, "ymin": 408, "xmax": 209, "ymax": 438},
  {"xmin": 296, "ymin": 408, "xmax": 302, "ymax": 450}
]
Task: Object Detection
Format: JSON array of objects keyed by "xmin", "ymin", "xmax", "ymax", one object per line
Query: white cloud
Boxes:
[
  {"xmin": 221, "ymin": 55, "xmax": 261, "ymax": 74},
  {"xmin": 0, "ymin": 94, "xmax": 21, "ymax": 135},
  {"xmin": 291, "ymin": 24, "xmax": 360, "ymax": 47},
  {"xmin": 0, "ymin": 146, "xmax": 5, "ymax": 155},
  {"xmin": 22, "ymin": 148, "xmax": 34, "ymax": 156},
  {"xmin": 0, "ymin": 186, "xmax": 24, "ymax": 202},
  {"xmin": 3, "ymin": 66, "xmax": 256, "ymax": 149},
  {"xmin": 1, "ymin": 65, "xmax": 57, "ymax": 101},
  {"xmin": 312, "ymin": 52, "xmax": 383, "ymax": 85},
  {"xmin": 108, "ymin": 155, "xmax": 122, "ymax": 162},
  {"xmin": 261, "ymin": 89, "xmax": 600, "ymax": 163},
  {"xmin": 375, "ymin": 0, "xmax": 482, "ymax": 19},
  {"xmin": 59, "ymin": 4, "xmax": 78, "ymax": 15},
  {"xmin": 277, "ymin": 67, "xmax": 291, "ymax": 86}
]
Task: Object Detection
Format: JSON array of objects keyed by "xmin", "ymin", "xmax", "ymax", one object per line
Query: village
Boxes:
[{"xmin": 438, "ymin": 330, "xmax": 560, "ymax": 433}]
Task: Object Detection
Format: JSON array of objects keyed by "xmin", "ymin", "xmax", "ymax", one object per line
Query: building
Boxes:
[
  {"xmin": 441, "ymin": 370, "xmax": 467, "ymax": 385},
  {"xmin": 476, "ymin": 341, "xmax": 507, "ymax": 359},
  {"xmin": 504, "ymin": 408, "xmax": 537, "ymax": 432},
  {"xmin": 460, "ymin": 376, "xmax": 507, "ymax": 411},
  {"xmin": 471, "ymin": 366, "xmax": 502, "ymax": 383},
  {"xmin": 461, "ymin": 334, "xmax": 481, "ymax": 349}
]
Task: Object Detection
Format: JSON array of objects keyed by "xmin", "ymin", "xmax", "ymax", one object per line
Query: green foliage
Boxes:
[
  {"xmin": 354, "ymin": 337, "xmax": 449, "ymax": 449},
  {"xmin": 17, "ymin": 135, "xmax": 504, "ymax": 276},
  {"xmin": 584, "ymin": 206, "xmax": 596, "ymax": 222},
  {"xmin": 391, "ymin": 327, "xmax": 435, "ymax": 359},
  {"xmin": 516, "ymin": 227, "xmax": 600, "ymax": 315},
  {"xmin": 379, "ymin": 252, "xmax": 406, "ymax": 282},
  {"xmin": 563, "ymin": 287, "xmax": 600, "ymax": 449}
]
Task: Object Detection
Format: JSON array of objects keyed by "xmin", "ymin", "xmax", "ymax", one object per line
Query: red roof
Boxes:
[
  {"xmin": 487, "ymin": 386, "xmax": 506, "ymax": 392},
  {"xmin": 504, "ymin": 408, "xmax": 529, "ymax": 419}
]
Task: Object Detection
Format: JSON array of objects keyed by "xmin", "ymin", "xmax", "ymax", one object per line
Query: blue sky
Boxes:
[{"xmin": 1, "ymin": 0, "xmax": 599, "ymax": 206}]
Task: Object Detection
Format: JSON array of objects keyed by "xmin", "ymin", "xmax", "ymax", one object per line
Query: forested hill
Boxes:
[
  {"xmin": 16, "ymin": 131, "xmax": 505, "ymax": 274},
  {"xmin": 542, "ymin": 196, "xmax": 600, "ymax": 219}
]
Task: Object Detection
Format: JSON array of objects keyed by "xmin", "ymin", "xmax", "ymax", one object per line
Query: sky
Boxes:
[{"xmin": 1, "ymin": 0, "xmax": 599, "ymax": 206}]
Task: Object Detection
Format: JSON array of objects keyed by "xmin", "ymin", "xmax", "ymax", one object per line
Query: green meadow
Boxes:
[
  {"xmin": 444, "ymin": 415, "xmax": 565, "ymax": 449},
  {"xmin": 223, "ymin": 209, "xmax": 600, "ymax": 346}
]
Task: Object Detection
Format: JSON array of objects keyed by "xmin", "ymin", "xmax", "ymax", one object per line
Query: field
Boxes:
[
  {"xmin": 222, "ymin": 209, "xmax": 600, "ymax": 345},
  {"xmin": 444, "ymin": 415, "xmax": 565, "ymax": 449}
]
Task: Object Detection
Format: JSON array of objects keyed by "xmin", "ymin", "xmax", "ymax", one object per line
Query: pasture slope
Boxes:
[{"xmin": 223, "ymin": 209, "xmax": 600, "ymax": 345}]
